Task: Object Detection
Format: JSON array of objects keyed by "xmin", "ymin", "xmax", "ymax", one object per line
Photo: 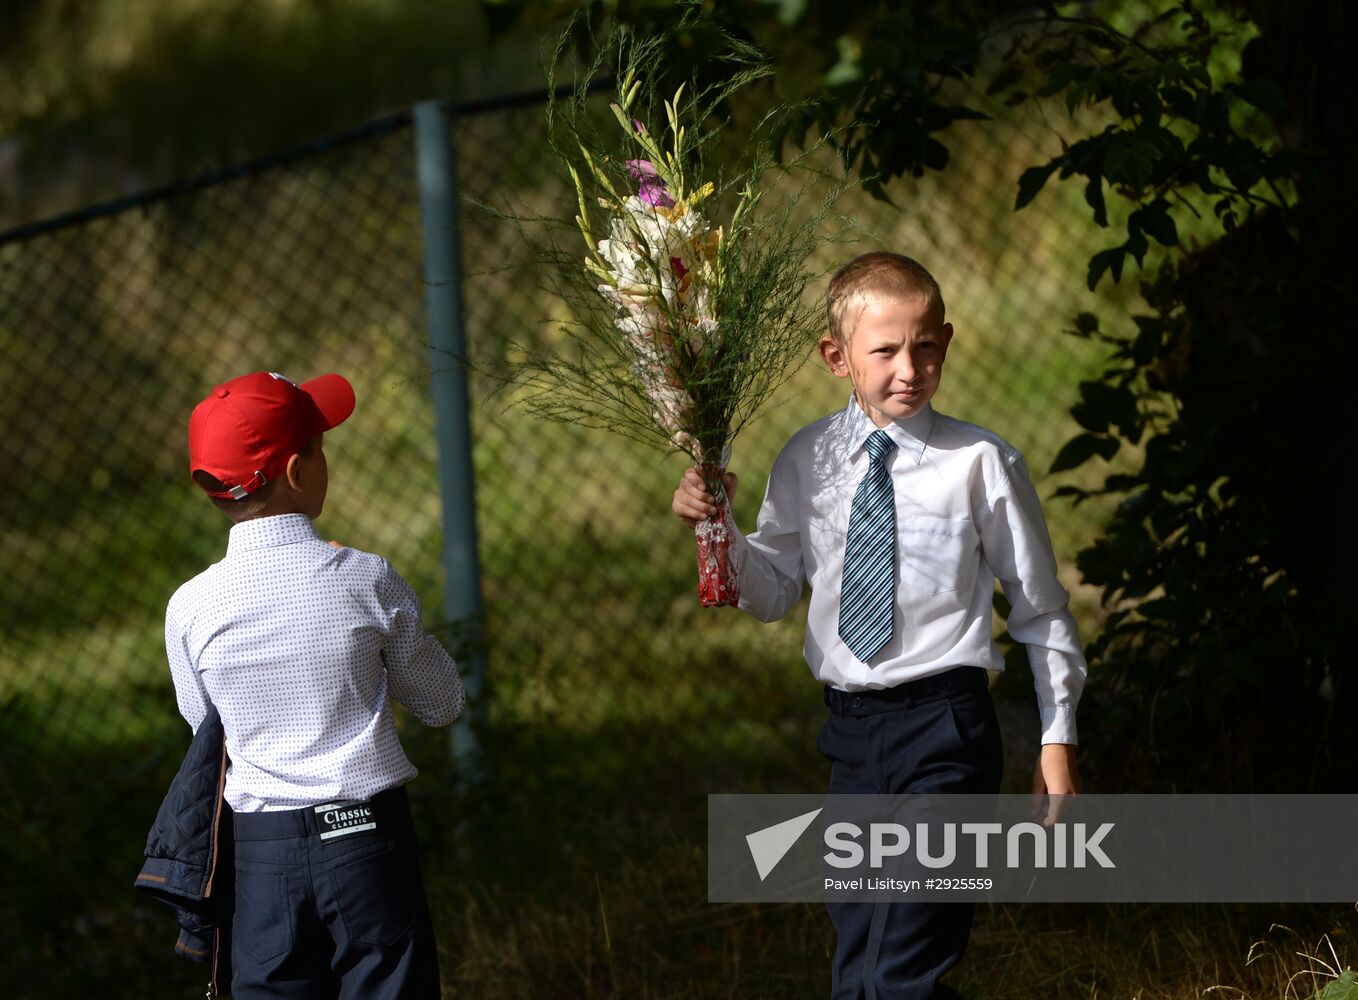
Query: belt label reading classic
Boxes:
[{"xmin": 314, "ymin": 800, "xmax": 378, "ymax": 840}]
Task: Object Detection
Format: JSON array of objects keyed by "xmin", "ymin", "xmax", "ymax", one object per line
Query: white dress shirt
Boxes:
[
  {"xmin": 165, "ymin": 514, "xmax": 465, "ymax": 812},
  {"xmin": 733, "ymin": 397, "xmax": 1086, "ymax": 745}
]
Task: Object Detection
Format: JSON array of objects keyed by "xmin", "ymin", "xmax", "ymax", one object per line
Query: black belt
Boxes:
[
  {"xmin": 234, "ymin": 784, "xmax": 410, "ymax": 841},
  {"xmin": 823, "ymin": 666, "xmax": 988, "ymax": 716}
]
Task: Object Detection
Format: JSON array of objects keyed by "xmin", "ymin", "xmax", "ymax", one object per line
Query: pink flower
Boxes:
[{"xmin": 626, "ymin": 159, "xmax": 675, "ymax": 208}]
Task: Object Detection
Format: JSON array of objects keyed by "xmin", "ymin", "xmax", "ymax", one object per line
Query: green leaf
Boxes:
[
  {"xmin": 1081, "ymin": 27, "xmax": 1123, "ymax": 54},
  {"xmin": 1144, "ymin": 124, "xmax": 1186, "ymax": 162},
  {"xmin": 862, "ymin": 175, "xmax": 898, "ymax": 207},
  {"xmin": 986, "ymin": 62, "xmax": 1024, "ymax": 96},
  {"xmin": 1102, "ymin": 475, "xmax": 1142, "ymax": 493},
  {"xmin": 1065, "ymin": 78, "xmax": 1089, "ymax": 114},
  {"xmin": 1037, "ymin": 62, "xmax": 1092, "ymax": 100},
  {"xmin": 1015, "ymin": 162, "xmax": 1059, "ymax": 210},
  {"xmin": 1087, "ymin": 247, "xmax": 1126, "ymax": 289},
  {"xmin": 1071, "ymin": 400, "xmax": 1109, "ymax": 434},
  {"xmin": 1314, "ymin": 968, "xmax": 1358, "ymax": 1000},
  {"xmin": 1050, "ymin": 433, "xmax": 1120, "ymax": 473},
  {"xmin": 1137, "ymin": 200, "xmax": 1178, "ymax": 247},
  {"xmin": 1071, "ymin": 312, "xmax": 1101, "ymax": 337},
  {"xmin": 1071, "ymin": 381, "xmax": 1138, "ymax": 437},
  {"xmin": 928, "ymin": 103, "xmax": 989, "ymax": 126},
  {"xmin": 1076, "ymin": 537, "xmax": 1129, "ymax": 588},
  {"xmin": 1085, "ymin": 173, "xmax": 1108, "ymax": 227},
  {"xmin": 1052, "ymin": 485, "xmax": 1092, "ymax": 505},
  {"xmin": 1104, "ymin": 131, "xmax": 1157, "ymax": 190},
  {"xmin": 1124, "ymin": 227, "xmax": 1149, "ymax": 266},
  {"xmin": 1234, "ymin": 79, "xmax": 1286, "ymax": 116},
  {"xmin": 1149, "ymin": 501, "xmax": 1184, "ymax": 544},
  {"xmin": 922, "ymin": 136, "xmax": 951, "ymax": 172},
  {"xmin": 1136, "ymin": 597, "xmax": 1176, "ymax": 620},
  {"xmin": 1225, "ymin": 152, "xmax": 1263, "ymax": 190}
]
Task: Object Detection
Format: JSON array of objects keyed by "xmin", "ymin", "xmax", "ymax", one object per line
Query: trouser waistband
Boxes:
[
  {"xmin": 234, "ymin": 784, "xmax": 410, "ymax": 841},
  {"xmin": 823, "ymin": 666, "xmax": 988, "ymax": 717}
]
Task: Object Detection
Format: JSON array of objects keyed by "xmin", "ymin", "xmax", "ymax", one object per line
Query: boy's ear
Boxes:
[
  {"xmin": 939, "ymin": 322, "xmax": 954, "ymax": 360},
  {"xmin": 818, "ymin": 335, "xmax": 850, "ymax": 379},
  {"xmin": 284, "ymin": 452, "xmax": 304, "ymax": 492}
]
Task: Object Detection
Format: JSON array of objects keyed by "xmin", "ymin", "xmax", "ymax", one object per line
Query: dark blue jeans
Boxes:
[
  {"xmin": 230, "ymin": 784, "xmax": 441, "ymax": 999},
  {"xmin": 819, "ymin": 668, "xmax": 1003, "ymax": 1000}
]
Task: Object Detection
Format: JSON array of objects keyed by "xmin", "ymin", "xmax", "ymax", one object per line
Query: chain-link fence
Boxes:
[{"xmin": 1, "ymin": 86, "xmax": 1124, "ymax": 995}]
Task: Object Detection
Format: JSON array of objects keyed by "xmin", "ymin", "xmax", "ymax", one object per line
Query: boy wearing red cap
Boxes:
[{"xmin": 165, "ymin": 371, "xmax": 463, "ymax": 999}]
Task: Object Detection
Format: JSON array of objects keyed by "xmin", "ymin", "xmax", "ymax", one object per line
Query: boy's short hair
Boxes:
[
  {"xmin": 193, "ymin": 436, "xmax": 316, "ymax": 522},
  {"xmin": 827, "ymin": 252, "xmax": 946, "ymax": 344}
]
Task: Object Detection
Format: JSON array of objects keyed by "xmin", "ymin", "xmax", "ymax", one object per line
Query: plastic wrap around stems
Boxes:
[{"xmin": 694, "ymin": 445, "xmax": 738, "ymax": 607}]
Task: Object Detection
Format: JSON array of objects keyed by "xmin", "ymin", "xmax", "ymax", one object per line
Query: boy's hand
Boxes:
[
  {"xmin": 1031, "ymin": 743, "xmax": 1080, "ymax": 827},
  {"xmin": 672, "ymin": 467, "xmax": 738, "ymax": 528}
]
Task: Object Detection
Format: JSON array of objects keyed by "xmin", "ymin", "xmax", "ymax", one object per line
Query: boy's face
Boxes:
[{"xmin": 819, "ymin": 294, "xmax": 953, "ymax": 428}]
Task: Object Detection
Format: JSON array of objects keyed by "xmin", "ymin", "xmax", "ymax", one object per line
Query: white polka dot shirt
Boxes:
[{"xmin": 165, "ymin": 513, "xmax": 465, "ymax": 812}]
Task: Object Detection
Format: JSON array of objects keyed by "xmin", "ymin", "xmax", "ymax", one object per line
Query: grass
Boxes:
[
  {"xmin": 428, "ymin": 889, "xmax": 1357, "ymax": 998},
  {"xmin": 18, "ymin": 650, "xmax": 1348, "ymax": 999}
]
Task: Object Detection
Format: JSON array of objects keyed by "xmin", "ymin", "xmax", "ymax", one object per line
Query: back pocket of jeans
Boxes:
[
  {"xmin": 330, "ymin": 843, "xmax": 421, "ymax": 948},
  {"xmin": 233, "ymin": 869, "xmax": 294, "ymax": 964}
]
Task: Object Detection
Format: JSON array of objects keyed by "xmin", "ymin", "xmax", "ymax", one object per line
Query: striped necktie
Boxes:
[{"xmin": 839, "ymin": 429, "xmax": 897, "ymax": 663}]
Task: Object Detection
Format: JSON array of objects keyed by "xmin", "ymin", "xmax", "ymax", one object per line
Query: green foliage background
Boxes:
[
  {"xmin": 501, "ymin": 0, "xmax": 1355, "ymax": 792},
  {"xmin": 1, "ymin": 0, "xmax": 1352, "ymax": 995}
]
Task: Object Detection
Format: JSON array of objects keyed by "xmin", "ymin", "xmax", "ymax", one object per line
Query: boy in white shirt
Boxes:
[
  {"xmin": 673, "ymin": 252, "xmax": 1085, "ymax": 999},
  {"xmin": 166, "ymin": 370, "xmax": 463, "ymax": 998}
]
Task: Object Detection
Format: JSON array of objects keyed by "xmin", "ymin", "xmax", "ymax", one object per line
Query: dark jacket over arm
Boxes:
[{"xmin": 134, "ymin": 705, "xmax": 234, "ymax": 994}]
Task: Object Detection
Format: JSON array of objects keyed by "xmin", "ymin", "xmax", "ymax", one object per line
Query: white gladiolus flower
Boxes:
[{"xmin": 586, "ymin": 176, "xmax": 728, "ymax": 456}]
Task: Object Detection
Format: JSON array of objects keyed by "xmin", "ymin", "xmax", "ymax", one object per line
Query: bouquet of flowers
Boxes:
[{"xmin": 507, "ymin": 18, "xmax": 847, "ymax": 606}]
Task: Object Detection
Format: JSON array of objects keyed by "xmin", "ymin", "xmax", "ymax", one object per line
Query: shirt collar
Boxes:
[
  {"xmin": 841, "ymin": 394, "xmax": 935, "ymax": 466},
  {"xmin": 226, "ymin": 513, "xmax": 320, "ymax": 555}
]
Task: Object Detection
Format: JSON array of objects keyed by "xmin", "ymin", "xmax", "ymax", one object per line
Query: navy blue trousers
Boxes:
[
  {"xmin": 819, "ymin": 667, "xmax": 1003, "ymax": 1000},
  {"xmin": 230, "ymin": 784, "xmax": 441, "ymax": 999}
]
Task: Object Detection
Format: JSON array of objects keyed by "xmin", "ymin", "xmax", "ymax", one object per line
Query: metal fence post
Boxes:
[{"xmin": 413, "ymin": 99, "xmax": 486, "ymax": 780}]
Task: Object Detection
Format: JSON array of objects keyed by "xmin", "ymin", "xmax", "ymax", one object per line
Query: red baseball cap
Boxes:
[{"xmin": 188, "ymin": 371, "xmax": 355, "ymax": 499}]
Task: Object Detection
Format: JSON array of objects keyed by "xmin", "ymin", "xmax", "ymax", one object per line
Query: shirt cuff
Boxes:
[{"xmin": 1038, "ymin": 703, "xmax": 1078, "ymax": 745}]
